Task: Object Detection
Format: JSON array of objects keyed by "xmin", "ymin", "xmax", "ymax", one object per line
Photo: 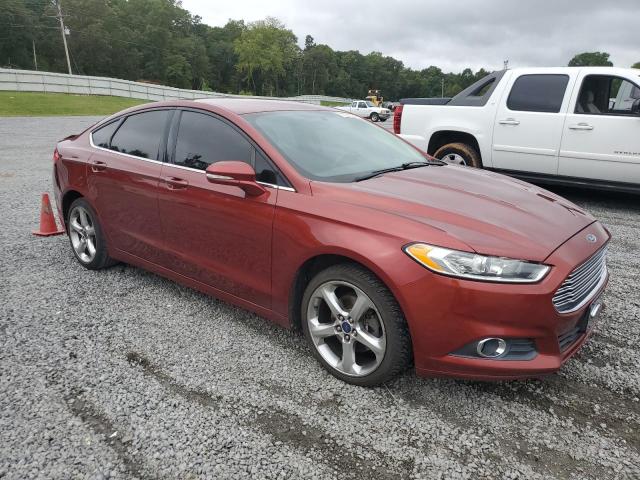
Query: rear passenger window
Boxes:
[
  {"xmin": 507, "ymin": 74, "xmax": 569, "ymax": 113},
  {"xmin": 109, "ymin": 110, "xmax": 170, "ymax": 160},
  {"xmin": 173, "ymin": 111, "xmax": 252, "ymax": 170},
  {"xmin": 576, "ymin": 75, "xmax": 640, "ymax": 115},
  {"xmin": 91, "ymin": 120, "xmax": 120, "ymax": 148}
]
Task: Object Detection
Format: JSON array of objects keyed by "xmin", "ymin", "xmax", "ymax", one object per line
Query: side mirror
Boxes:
[
  {"xmin": 205, "ymin": 161, "xmax": 266, "ymax": 197},
  {"xmin": 632, "ymin": 98, "xmax": 640, "ymax": 115}
]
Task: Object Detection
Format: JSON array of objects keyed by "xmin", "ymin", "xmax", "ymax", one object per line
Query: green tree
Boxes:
[
  {"xmin": 568, "ymin": 52, "xmax": 613, "ymax": 67},
  {"xmin": 234, "ymin": 17, "xmax": 298, "ymax": 96},
  {"xmin": 632, "ymin": 62, "xmax": 640, "ymax": 69}
]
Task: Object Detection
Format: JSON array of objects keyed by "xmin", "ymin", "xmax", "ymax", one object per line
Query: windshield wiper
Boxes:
[{"xmin": 354, "ymin": 160, "xmax": 444, "ymax": 182}]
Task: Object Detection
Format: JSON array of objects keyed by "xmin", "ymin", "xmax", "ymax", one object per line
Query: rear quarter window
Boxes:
[
  {"xmin": 507, "ymin": 74, "xmax": 569, "ymax": 113},
  {"xmin": 91, "ymin": 120, "xmax": 120, "ymax": 149}
]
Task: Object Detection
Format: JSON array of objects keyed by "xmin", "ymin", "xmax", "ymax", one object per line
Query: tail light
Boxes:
[
  {"xmin": 53, "ymin": 148, "xmax": 60, "ymax": 162},
  {"xmin": 393, "ymin": 104, "xmax": 403, "ymax": 134}
]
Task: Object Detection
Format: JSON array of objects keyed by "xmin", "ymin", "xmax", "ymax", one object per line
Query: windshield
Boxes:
[{"xmin": 244, "ymin": 110, "xmax": 426, "ymax": 182}]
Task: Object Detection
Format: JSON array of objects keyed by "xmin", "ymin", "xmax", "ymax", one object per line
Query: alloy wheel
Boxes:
[
  {"xmin": 306, "ymin": 280, "xmax": 386, "ymax": 377},
  {"xmin": 69, "ymin": 206, "xmax": 97, "ymax": 263}
]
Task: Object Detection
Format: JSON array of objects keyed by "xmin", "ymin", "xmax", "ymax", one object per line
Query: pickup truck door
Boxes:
[
  {"xmin": 558, "ymin": 71, "xmax": 640, "ymax": 185},
  {"xmin": 491, "ymin": 72, "xmax": 575, "ymax": 174},
  {"xmin": 357, "ymin": 101, "xmax": 369, "ymax": 117}
]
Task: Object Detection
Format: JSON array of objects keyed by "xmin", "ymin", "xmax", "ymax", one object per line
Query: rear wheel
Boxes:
[
  {"xmin": 67, "ymin": 198, "xmax": 115, "ymax": 270},
  {"xmin": 301, "ymin": 263, "xmax": 412, "ymax": 386},
  {"xmin": 434, "ymin": 142, "xmax": 482, "ymax": 168},
  {"xmin": 370, "ymin": 112, "xmax": 379, "ymax": 122}
]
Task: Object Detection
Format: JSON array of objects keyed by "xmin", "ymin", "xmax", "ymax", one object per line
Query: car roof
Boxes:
[{"xmin": 194, "ymin": 97, "xmax": 330, "ymax": 115}]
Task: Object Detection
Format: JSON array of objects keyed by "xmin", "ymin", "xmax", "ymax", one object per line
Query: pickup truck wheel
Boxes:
[
  {"xmin": 370, "ymin": 112, "xmax": 379, "ymax": 122},
  {"xmin": 434, "ymin": 143, "xmax": 481, "ymax": 168},
  {"xmin": 379, "ymin": 118, "xmax": 387, "ymax": 122}
]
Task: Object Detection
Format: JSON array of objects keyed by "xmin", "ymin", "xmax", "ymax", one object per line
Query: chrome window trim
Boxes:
[
  {"xmin": 162, "ymin": 162, "xmax": 297, "ymax": 192},
  {"xmin": 89, "ymin": 135, "xmax": 164, "ymax": 165},
  {"xmin": 89, "ymin": 109, "xmax": 297, "ymax": 192}
]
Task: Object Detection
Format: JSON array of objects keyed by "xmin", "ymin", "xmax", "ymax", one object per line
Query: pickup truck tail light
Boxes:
[
  {"xmin": 393, "ymin": 104, "xmax": 403, "ymax": 134},
  {"xmin": 53, "ymin": 148, "xmax": 60, "ymax": 163}
]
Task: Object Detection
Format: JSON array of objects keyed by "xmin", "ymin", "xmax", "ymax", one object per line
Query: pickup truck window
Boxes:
[
  {"xmin": 507, "ymin": 74, "xmax": 569, "ymax": 113},
  {"xmin": 576, "ymin": 75, "xmax": 640, "ymax": 115},
  {"xmin": 358, "ymin": 102, "xmax": 367, "ymax": 108}
]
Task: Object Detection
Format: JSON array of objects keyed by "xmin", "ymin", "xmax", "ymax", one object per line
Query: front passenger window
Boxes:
[{"xmin": 173, "ymin": 111, "xmax": 252, "ymax": 170}]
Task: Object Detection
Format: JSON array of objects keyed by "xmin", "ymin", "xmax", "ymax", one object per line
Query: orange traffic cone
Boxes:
[{"xmin": 32, "ymin": 193, "xmax": 65, "ymax": 236}]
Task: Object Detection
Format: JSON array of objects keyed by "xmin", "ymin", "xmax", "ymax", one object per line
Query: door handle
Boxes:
[
  {"xmin": 90, "ymin": 160, "xmax": 107, "ymax": 172},
  {"xmin": 163, "ymin": 176, "xmax": 189, "ymax": 190},
  {"xmin": 569, "ymin": 123, "xmax": 594, "ymax": 131},
  {"xmin": 499, "ymin": 118, "xmax": 520, "ymax": 126}
]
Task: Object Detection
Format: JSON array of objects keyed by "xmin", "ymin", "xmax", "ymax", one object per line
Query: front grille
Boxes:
[{"xmin": 552, "ymin": 247, "xmax": 607, "ymax": 314}]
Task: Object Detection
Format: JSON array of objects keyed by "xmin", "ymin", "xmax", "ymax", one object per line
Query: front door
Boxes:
[
  {"xmin": 157, "ymin": 109, "xmax": 278, "ymax": 309},
  {"xmin": 492, "ymin": 72, "xmax": 573, "ymax": 174},
  {"xmin": 87, "ymin": 109, "xmax": 173, "ymax": 263},
  {"xmin": 559, "ymin": 73, "xmax": 640, "ymax": 184}
]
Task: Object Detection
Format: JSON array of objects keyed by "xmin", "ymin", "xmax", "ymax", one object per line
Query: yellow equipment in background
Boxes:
[{"xmin": 366, "ymin": 89, "xmax": 383, "ymax": 106}]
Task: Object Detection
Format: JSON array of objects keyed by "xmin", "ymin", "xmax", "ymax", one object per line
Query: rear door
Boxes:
[
  {"xmin": 157, "ymin": 109, "xmax": 286, "ymax": 308},
  {"xmin": 492, "ymin": 72, "xmax": 575, "ymax": 174},
  {"xmin": 559, "ymin": 72, "xmax": 640, "ymax": 184},
  {"xmin": 88, "ymin": 109, "xmax": 173, "ymax": 263}
]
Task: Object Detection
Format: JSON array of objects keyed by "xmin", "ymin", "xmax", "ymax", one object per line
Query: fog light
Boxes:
[{"xmin": 476, "ymin": 338, "xmax": 507, "ymax": 358}]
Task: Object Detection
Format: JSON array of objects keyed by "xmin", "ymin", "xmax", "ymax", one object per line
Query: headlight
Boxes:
[{"xmin": 404, "ymin": 243, "xmax": 550, "ymax": 283}]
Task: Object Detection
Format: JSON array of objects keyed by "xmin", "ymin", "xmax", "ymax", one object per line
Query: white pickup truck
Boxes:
[
  {"xmin": 337, "ymin": 100, "xmax": 391, "ymax": 122},
  {"xmin": 394, "ymin": 67, "xmax": 640, "ymax": 193}
]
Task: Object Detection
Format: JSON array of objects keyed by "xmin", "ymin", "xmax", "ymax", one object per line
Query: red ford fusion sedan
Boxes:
[{"xmin": 52, "ymin": 99, "xmax": 609, "ymax": 386}]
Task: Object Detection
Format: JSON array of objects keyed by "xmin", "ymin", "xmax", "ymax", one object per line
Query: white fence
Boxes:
[{"xmin": 0, "ymin": 68, "xmax": 352, "ymax": 105}]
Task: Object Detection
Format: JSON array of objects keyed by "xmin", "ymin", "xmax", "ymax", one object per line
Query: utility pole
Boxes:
[
  {"xmin": 32, "ymin": 39, "xmax": 38, "ymax": 70},
  {"xmin": 56, "ymin": 0, "xmax": 72, "ymax": 75},
  {"xmin": 441, "ymin": 78, "xmax": 444, "ymax": 98}
]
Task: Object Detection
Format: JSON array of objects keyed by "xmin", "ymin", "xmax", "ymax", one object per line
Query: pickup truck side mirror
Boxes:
[
  {"xmin": 205, "ymin": 161, "xmax": 266, "ymax": 197},
  {"xmin": 632, "ymin": 98, "xmax": 640, "ymax": 115}
]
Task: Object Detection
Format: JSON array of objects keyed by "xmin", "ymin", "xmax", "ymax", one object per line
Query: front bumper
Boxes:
[{"xmin": 397, "ymin": 222, "xmax": 610, "ymax": 380}]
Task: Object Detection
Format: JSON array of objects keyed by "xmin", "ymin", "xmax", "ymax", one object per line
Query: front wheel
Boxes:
[
  {"xmin": 370, "ymin": 112, "xmax": 379, "ymax": 122},
  {"xmin": 379, "ymin": 118, "xmax": 387, "ymax": 122},
  {"xmin": 301, "ymin": 263, "xmax": 412, "ymax": 386},
  {"xmin": 67, "ymin": 198, "xmax": 115, "ymax": 270},
  {"xmin": 433, "ymin": 142, "xmax": 482, "ymax": 168}
]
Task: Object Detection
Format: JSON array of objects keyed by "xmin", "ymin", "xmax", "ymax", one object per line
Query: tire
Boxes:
[
  {"xmin": 67, "ymin": 198, "xmax": 115, "ymax": 270},
  {"xmin": 370, "ymin": 112, "xmax": 379, "ymax": 122},
  {"xmin": 379, "ymin": 118, "xmax": 387, "ymax": 122},
  {"xmin": 301, "ymin": 263, "xmax": 412, "ymax": 386},
  {"xmin": 433, "ymin": 142, "xmax": 482, "ymax": 168}
]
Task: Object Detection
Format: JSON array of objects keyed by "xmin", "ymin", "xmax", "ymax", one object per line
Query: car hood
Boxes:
[{"xmin": 315, "ymin": 166, "xmax": 595, "ymax": 262}]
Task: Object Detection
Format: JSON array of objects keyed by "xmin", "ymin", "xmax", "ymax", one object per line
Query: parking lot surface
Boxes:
[{"xmin": 1, "ymin": 116, "xmax": 639, "ymax": 479}]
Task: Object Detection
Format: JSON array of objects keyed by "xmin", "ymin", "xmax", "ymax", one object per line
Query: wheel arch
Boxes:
[
  {"xmin": 428, "ymin": 130, "xmax": 482, "ymax": 160},
  {"xmin": 287, "ymin": 251, "xmax": 408, "ymax": 335},
  {"xmin": 62, "ymin": 190, "xmax": 84, "ymax": 230}
]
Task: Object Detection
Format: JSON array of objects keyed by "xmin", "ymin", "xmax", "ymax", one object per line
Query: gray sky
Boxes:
[{"xmin": 181, "ymin": 0, "xmax": 640, "ymax": 73}]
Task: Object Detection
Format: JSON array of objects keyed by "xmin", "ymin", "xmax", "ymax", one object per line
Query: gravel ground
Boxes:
[{"xmin": 1, "ymin": 116, "xmax": 639, "ymax": 480}]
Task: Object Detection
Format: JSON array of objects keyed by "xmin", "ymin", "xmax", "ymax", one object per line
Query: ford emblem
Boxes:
[{"xmin": 586, "ymin": 234, "xmax": 597, "ymax": 243}]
